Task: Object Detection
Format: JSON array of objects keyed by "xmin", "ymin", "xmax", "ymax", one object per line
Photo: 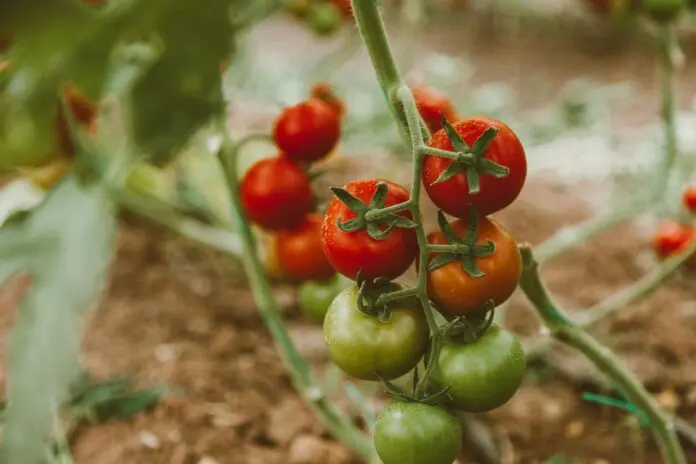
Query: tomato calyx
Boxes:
[
  {"xmin": 428, "ymin": 208, "xmax": 496, "ymax": 278},
  {"xmin": 428, "ymin": 118, "xmax": 510, "ymax": 194},
  {"xmin": 375, "ymin": 370, "xmax": 453, "ymax": 406},
  {"xmin": 441, "ymin": 304, "xmax": 496, "ymax": 344},
  {"xmin": 355, "ymin": 273, "xmax": 418, "ymax": 321},
  {"xmin": 330, "ymin": 181, "xmax": 416, "ymax": 240}
]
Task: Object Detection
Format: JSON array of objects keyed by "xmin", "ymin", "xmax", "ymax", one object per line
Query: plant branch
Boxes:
[{"xmin": 519, "ymin": 245, "xmax": 686, "ymax": 464}]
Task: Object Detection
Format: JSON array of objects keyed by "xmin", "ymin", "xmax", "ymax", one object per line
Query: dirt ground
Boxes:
[{"xmin": 3, "ymin": 8, "xmax": 696, "ymax": 464}]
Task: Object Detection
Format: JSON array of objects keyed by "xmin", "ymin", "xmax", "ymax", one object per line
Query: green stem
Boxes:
[
  {"xmin": 215, "ymin": 122, "xmax": 373, "ymax": 460},
  {"xmin": 421, "ymin": 146, "xmax": 460, "ymax": 160},
  {"xmin": 653, "ymin": 23, "xmax": 679, "ymax": 201},
  {"xmin": 375, "ymin": 286, "xmax": 418, "ymax": 307},
  {"xmin": 519, "ymin": 246, "xmax": 686, "ymax": 464},
  {"xmin": 363, "ymin": 200, "xmax": 412, "ymax": 221}
]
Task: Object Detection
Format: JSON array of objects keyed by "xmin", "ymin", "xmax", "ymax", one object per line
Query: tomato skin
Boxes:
[
  {"xmin": 411, "ymin": 85, "xmax": 458, "ymax": 135},
  {"xmin": 274, "ymin": 213, "xmax": 336, "ymax": 283},
  {"xmin": 683, "ymin": 185, "xmax": 696, "ymax": 214},
  {"xmin": 332, "ymin": 0, "xmax": 353, "ymax": 17},
  {"xmin": 240, "ymin": 156, "xmax": 313, "ymax": 231},
  {"xmin": 427, "ymin": 216, "xmax": 521, "ymax": 315},
  {"xmin": 273, "ymin": 99, "xmax": 341, "ymax": 164},
  {"xmin": 298, "ymin": 274, "xmax": 351, "ymax": 323},
  {"xmin": 429, "ymin": 324, "xmax": 525, "ymax": 412},
  {"xmin": 374, "ymin": 401, "xmax": 462, "ymax": 464},
  {"xmin": 322, "ymin": 179, "xmax": 418, "ymax": 281},
  {"xmin": 323, "ymin": 285, "xmax": 429, "ymax": 380},
  {"xmin": 310, "ymin": 82, "xmax": 345, "ymax": 120},
  {"xmin": 653, "ymin": 222, "xmax": 696, "ymax": 267},
  {"xmin": 423, "ymin": 117, "xmax": 527, "ymax": 218}
]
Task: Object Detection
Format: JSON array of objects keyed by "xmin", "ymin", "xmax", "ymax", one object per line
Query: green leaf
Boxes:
[{"xmin": 0, "ymin": 177, "xmax": 116, "ymax": 464}]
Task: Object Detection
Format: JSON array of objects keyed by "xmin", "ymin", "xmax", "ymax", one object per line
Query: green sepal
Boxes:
[
  {"xmin": 427, "ymin": 252, "xmax": 459, "ymax": 272},
  {"xmin": 441, "ymin": 117, "xmax": 470, "ymax": 152},
  {"xmin": 470, "ymin": 127, "xmax": 498, "ymax": 156},
  {"xmin": 460, "ymin": 254, "xmax": 485, "ymax": 279},
  {"xmin": 431, "ymin": 161, "xmax": 467, "ymax": 186},
  {"xmin": 331, "ymin": 187, "xmax": 368, "ymax": 214},
  {"xmin": 367, "ymin": 182, "xmax": 388, "ymax": 209},
  {"xmin": 367, "ymin": 221, "xmax": 396, "ymax": 241},
  {"xmin": 336, "ymin": 217, "xmax": 363, "ymax": 233}
]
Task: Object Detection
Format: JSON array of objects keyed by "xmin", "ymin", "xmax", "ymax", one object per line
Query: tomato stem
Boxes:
[
  {"xmin": 363, "ymin": 200, "xmax": 413, "ymax": 221},
  {"xmin": 519, "ymin": 245, "xmax": 687, "ymax": 464}
]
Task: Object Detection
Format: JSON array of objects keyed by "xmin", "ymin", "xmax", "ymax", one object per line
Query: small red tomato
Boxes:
[
  {"xmin": 273, "ymin": 99, "xmax": 341, "ymax": 164},
  {"xmin": 423, "ymin": 117, "xmax": 527, "ymax": 218},
  {"xmin": 412, "ymin": 85, "xmax": 458, "ymax": 135},
  {"xmin": 240, "ymin": 156, "xmax": 313, "ymax": 231},
  {"xmin": 332, "ymin": 0, "xmax": 353, "ymax": 17},
  {"xmin": 274, "ymin": 214, "xmax": 336, "ymax": 283},
  {"xmin": 683, "ymin": 185, "xmax": 696, "ymax": 214},
  {"xmin": 310, "ymin": 82, "xmax": 345, "ymax": 120},
  {"xmin": 654, "ymin": 222, "xmax": 696, "ymax": 267},
  {"xmin": 322, "ymin": 179, "xmax": 418, "ymax": 281}
]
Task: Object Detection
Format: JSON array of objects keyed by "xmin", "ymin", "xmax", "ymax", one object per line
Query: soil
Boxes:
[{"xmin": 2, "ymin": 7, "xmax": 696, "ymax": 464}]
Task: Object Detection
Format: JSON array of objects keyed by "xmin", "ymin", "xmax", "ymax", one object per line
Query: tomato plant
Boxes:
[
  {"xmin": 426, "ymin": 212, "xmax": 522, "ymax": 316},
  {"xmin": 273, "ymin": 99, "xmax": 341, "ymax": 164},
  {"xmin": 373, "ymin": 401, "xmax": 462, "ymax": 464},
  {"xmin": 322, "ymin": 179, "xmax": 418, "ymax": 281},
  {"xmin": 323, "ymin": 285, "xmax": 429, "ymax": 380},
  {"xmin": 429, "ymin": 324, "xmax": 525, "ymax": 412},
  {"xmin": 423, "ymin": 117, "xmax": 527, "ymax": 218},
  {"xmin": 654, "ymin": 221, "xmax": 696, "ymax": 267},
  {"xmin": 240, "ymin": 156, "xmax": 313, "ymax": 231},
  {"xmin": 273, "ymin": 213, "xmax": 336, "ymax": 283},
  {"xmin": 298, "ymin": 274, "xmax": 351, "ymax": 323},
  {"xmin": 412, "ymin": 85, "xmax": 458, "ymax": 135},
  {"xmin": 683, "ymin": 185, "xmax": 696, "ymax": 214}
]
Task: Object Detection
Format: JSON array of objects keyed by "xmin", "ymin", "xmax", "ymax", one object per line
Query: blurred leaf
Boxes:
[{"xmin": 0, "ymin": 177, "xmax": 116, "ymax": 463}]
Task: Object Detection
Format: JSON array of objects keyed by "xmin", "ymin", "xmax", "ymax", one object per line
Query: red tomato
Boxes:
[
  {"xmin": 654, "ymin": 222, "xmax": 696, "ymax": 267},
  {"xmin": 274, "ymin": 214, "xmax": 336, "ymax": 282},
  {"xmin": 273, "ymin": 99, "xmax": 341, "ymax": 164},
  {"xmin": 310, "ymin": 82, "xmax": 345, "ymax": 120},
  {"xmin": 423, "ymin": 117, "xmax": 527, "ymax": 218},
  {"xmin": 322, "ymin": 179, "xmax": 418, "ymax": 281},
  {"xmin": 683, "ymin": 185, "xmax": 696, "ymax": 214},
  {"xmin": 412, "ymin": 85, "xmax": 458, "ymax": 135},
  {"xmin": 332, "ymin": 0, "xmax": 353, "ymax": 17},
  {"xmin": 240, "ymin": 156, "xmax": 313, "ymax": 231}
]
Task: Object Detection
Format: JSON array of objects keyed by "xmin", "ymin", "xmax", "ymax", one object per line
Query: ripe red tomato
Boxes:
[
  {"xmin": 412, "ymin": 85, "xmax": 458, "ymax": 135},
  {"xmin": 273, "ymin": 99, "xmax": 341, "ymax": 164},
  {"xmin": 332, "ymin": 0, "xmax": 353, "ymax": 18},
  {"xmin": 653, "ymin": 222, "xmax": 696, "ymax": 267},
  {"xmin": 683, "ymin": 185, "xmax": 696, "ymax": 214},
  {"xmin": 322, "ymin": 179, "xmax": 418, "ymax": 281},
  {"xmin": 423, "ymin": 117, "xmax": 527, "ymax": 218},
  {"xmin": 274, "ymin": 213, "xmax": 336, "ymax": 283},
  {"xmin": 426, "ymin": 216, "xmax": 521, "ymax": 316},
  {"xmin": 310, "ymin": 82, "xmax": 345, "ymax": 120},
  {"xmin": 240, "ymin": 156, "xmax": 313, "ymax": 231}
]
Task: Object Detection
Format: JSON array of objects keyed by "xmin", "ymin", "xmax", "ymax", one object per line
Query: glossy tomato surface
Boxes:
[
  {"xmin": 423, "ymin": 117, "xmax": 527, "ymax": 218},
  {"xmin": 412, "ymin": 85, "xmax": 458, "ymax": 135},
  {"xmin": 427, "ymin": 216, "xmax": 521, "ymax": 315},
  {"xmin": 273, "ymin": 99, "xmax": 341, "ymax": 163},
  {"xmin": 323, "ymin": 286, "xmax": 429, "ymax": 380},
  {"xmin": 274, "ymin": 213, "xmax": 336, "ymax": 283},
  {"xmin": 240, "ymin": 156, "xmax": 313, "ymax": 231},
  {"xmin": 374, "ymin": 401, "xmax": 462, "ymax": 464},
  {"xmin": 322, "ymin": 179, "xmax": 418, "ymax": 281},
  {"xmin": 429, "ymin": 324, "xmax": 525, "ymax": 412},
  {"xmin": 298, "ymin": 274, "xmax": 352, "ymax": 323},
  {"xmin": 654, "ymin": 221, "xmax": 696, "ymax": 267}
]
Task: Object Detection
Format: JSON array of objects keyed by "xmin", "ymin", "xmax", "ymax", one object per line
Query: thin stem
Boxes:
[
  {"xmin": 519, "ymin": 246, "xmax": 686, "ymax": 464},
  {"xmin": 422, "ymin": 146, "xmax": 460, "ymax": 160},
  {"xmin": 375, "ymin": 286, "xmax": 418, "ymax": 307},
  {"xmin": 363, "ymin": 200, "xmax": 412, "ymax": 221},
  {"xmin": 215, "ymin": 120, "xmax": 373, "ymax": 460}
]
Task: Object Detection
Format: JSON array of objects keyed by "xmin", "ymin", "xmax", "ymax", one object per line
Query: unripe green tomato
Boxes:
[
  {"xmin": 307, "ymin": 2, "xmax": 342, "ymax": 36},
  {"xmin": 640, "ymin": 0, "xmax": 686, "ymax": 21},
  {"xmin": 298, "ymin": 274, "xmax": 351, "ymax": 323},
  {"xmin": 374, "ymin": 401, "xmax": 462, "ymax": 464}
]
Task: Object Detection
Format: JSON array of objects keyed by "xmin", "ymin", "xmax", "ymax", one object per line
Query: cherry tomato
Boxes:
[
  {"xmin": 653, "ymin": 221, "xmax": 696, "ymax": 267},
  {"xmin": 332, "ymin": 0, "xmax": 354, "ymax": 18},
  {"xmin": 273, "ymin": 99, "xmax": 341, "ymax": 164},
  {"xmin": 411, "ymin": 85, "xmax": 458, "ymax": 135},
  {"xmin": 322, "ymin": 179, "xmax": 418, "ymax": 281},
  {"xmin": 374, "ymin": 401, "xmax": 462, "ymax": 464},
  {"xmin": 298, "ymin": 274, "xmax": 352, "ymax": 323},
  {"xmin": 423, "ymin": 117, "xmax": 527, "ymax": 218},
  {"xmin": 307, "ymin": 2, "xmax": 342, "ymax": 36},
  {"xmin": 683, "ymin": 185, "xmax": 696, "ymax": 214},
  {"xmin": 310, "ymin": 82, "xmax": 345, "ymax": 120},
  {"xmin": 323, "ymin": 285, "xmax": 429, "ymax": 380},
  {"xmin": 263, "ymin": 232, "xmax": 292, "ymax": 281},
  {"xmin": 429, "ymin": 324, "xmax": 525, "ymax": 412},
  {"xmin": 640, "ymin": 0, "xmax": 686, "ymax": 21},
  {"xmin": 427, "ymin": 216, "xmax": 521, "ymax": 316},
  {"xmin": 274, "ymin": 213, "xmax": 336, "ymax": 283},
  {"xmin": 240, "ymin": 156, "xmax": 313, "ymax": 231}
]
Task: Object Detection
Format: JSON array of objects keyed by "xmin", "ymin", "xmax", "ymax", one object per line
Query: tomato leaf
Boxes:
[{"xmin": 0, "ymin": 177, "xmax": 116, "ymax": 464}]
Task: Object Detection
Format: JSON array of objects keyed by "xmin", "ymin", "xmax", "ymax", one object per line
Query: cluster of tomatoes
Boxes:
[
  {"xmin": 284, "ymin": 0, "xmax": 353, "ymax": 36},
  {"xmin": 583, "ymin": 0, "xmax": 692, "ymax": 20},
  {"xmin": 654, "ymin": 186, "xmax": 696, "ymax": 268}
]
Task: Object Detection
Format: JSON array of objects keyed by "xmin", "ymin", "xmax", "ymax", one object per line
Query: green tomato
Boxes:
[
  {"xmin": 374, "ymin": 401, "xmax": 462, "ymax": 464},
  {"xmin": 323, "ymin": 285, "xmax": 429, "ymax": 380},
  {"xmin": 429, "ymin": 324, "xmax": 525, "ymax": 412},
  {"xmin": 307, "ymin": 2, "xmax": 341, "ymax": 36},
  {"xmin": 640, "ymin": 0, "xmax": 686, "ymax": 21},
  {"xmin": 298, "ymin": 274, "xmax": 351, "ymax": 323}
]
